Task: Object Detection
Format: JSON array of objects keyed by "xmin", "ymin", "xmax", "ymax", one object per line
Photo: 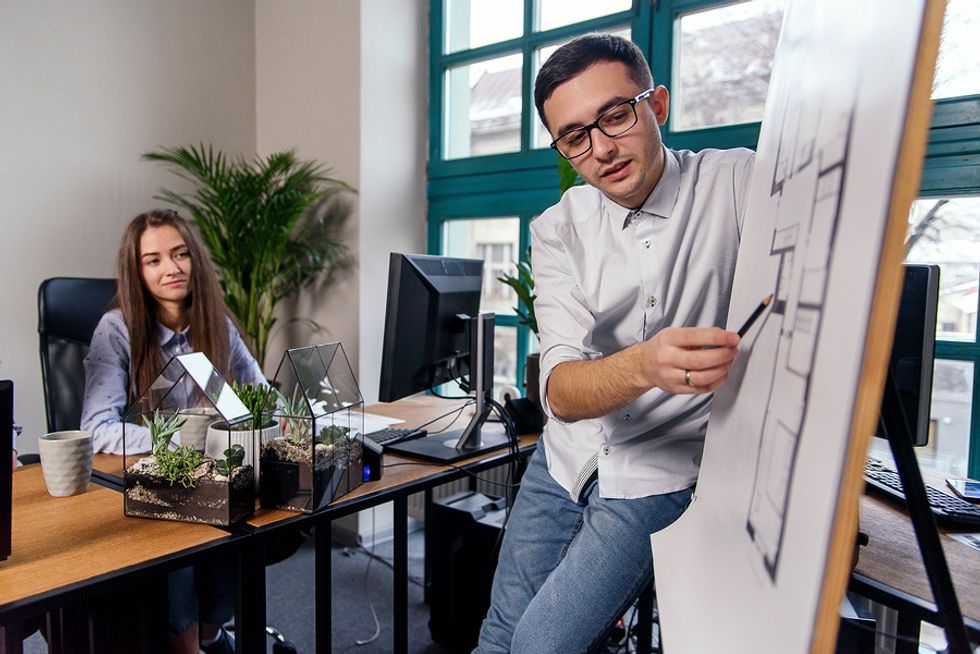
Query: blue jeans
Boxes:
[
  {"xmin": 168, "ymin": 559, "xmax": 235, "ymax": 635},
  {"xmin": 474, "ymin": 441, "xmax": 693, "ymax": 654}
]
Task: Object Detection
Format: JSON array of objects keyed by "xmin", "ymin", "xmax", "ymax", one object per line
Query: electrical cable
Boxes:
[{"xmin": 354, "ymin": 508, "xmax": 381, "ymax": 646}]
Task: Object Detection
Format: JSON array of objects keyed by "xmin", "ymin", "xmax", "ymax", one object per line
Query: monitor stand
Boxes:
[{"xmin": 388, "ymin": 313, "xmax": 512, "ymax": 463}]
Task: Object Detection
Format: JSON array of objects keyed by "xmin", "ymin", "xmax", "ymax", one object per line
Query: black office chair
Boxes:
[{"xmin": 38, "ymin": 277, "xmax": 117, "ymax": 433}]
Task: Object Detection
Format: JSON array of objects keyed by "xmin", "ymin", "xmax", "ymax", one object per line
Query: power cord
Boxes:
[{"xmin": 353, "ymin": 508, "xmax": 381, "ymax": 646}]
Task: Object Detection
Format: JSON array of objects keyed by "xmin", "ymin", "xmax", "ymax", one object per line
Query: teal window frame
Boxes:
[
  {"xmin": 428, "ymin": 1, "xmax": 980, "ymax": 476},
  {"xmin": 919, "ymin": 94, "xmax": 980, "ymax": 478}
]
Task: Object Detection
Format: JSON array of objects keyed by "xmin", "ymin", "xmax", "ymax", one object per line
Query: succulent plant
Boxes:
[
  {"xmin": 144, "ymin": 411, "xmax": 188, "ymax": 456},
  {"xmin": 215, "ymin": 444, "xmax": 246, "ymax": 477}
]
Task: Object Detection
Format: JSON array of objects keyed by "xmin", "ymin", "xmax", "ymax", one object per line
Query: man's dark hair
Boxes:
[{"xmin": 534, "ymin": 33, "xmax": 654, "ymax": 133}]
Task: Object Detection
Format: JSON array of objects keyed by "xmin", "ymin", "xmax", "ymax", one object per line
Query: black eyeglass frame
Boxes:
[{"xmin": 549, "ymin": 88, "xmax": 655, "ymax": 160}]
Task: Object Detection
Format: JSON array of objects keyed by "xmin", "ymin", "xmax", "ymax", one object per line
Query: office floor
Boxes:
[{"xmin": 22, "ymin": 524, "xmax": 450, "ymax": 654}]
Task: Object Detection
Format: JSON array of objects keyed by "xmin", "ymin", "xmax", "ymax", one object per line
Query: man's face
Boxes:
[{"xmin": 542, "ymin": 60, "xmax": 669, "ymax": 209}]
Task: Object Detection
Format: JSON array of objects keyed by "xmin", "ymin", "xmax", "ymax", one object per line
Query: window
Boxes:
[{"xmin": 429, "ymin": 1, "xmax": 980, "ymax": 477}]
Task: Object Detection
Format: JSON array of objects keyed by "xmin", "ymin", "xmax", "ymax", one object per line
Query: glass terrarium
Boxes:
[
  {"xmin": 122, "ymin": 352, "xmax": 257, "ymax": 526},
  {"xmin": 262, "ymin": 342, "xmax": 365, "ymax": 513}
]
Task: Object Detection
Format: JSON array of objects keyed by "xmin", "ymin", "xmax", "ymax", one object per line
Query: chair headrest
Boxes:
[{"xmin": 38, "ymin": 277, "xmax": 117, "ymax": 343}]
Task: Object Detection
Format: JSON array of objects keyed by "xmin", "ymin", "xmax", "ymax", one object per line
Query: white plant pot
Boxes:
[
  {"xmin": 38, "ymin": 430, "xmax": 93, "ymax": 497},
  {"xmin": 176, "ymin": 407, "xmax": 217, "ymax": 451},
  {"xmin": 205, "ymin": 421, "xmax": 280, "ymax": 489}
]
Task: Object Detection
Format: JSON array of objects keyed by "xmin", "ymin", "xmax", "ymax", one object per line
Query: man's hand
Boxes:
[
  {"xmin": 547, "ymin": 326, "xmax": 740, "ymax": 422},
  {"xmin": 637, "ymin": 327, "xmax": 740, "ymax": 394}
]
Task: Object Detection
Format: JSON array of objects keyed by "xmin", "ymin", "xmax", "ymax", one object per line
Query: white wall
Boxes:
[
  {"xmin": 0, "ymin": 1, "xmax": 256, "ymax": 454},
  {"xmin": 256, "ymin": 2, "xmax": 362, "ymax": 377},
  {"xmin": 255, "ymin": 0, "xmax": 427, "ymax": 401},
  {"xmin": 256, "ymin": 0, "xmax": 427, "ymax": 545},
  {"xmin": 359, "ymin": 0, "xmax": 429, "ymax": 404}
]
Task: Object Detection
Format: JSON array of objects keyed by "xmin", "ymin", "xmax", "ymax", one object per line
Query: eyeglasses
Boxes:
[{"xmin": 550, "ymin": 89, "xmax": 655, "ymax": 160}]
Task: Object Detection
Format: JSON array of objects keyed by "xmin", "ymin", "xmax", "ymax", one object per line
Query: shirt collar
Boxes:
[
  {"xmin": 602, "ymin": 147, "xmax": 681, "ymax": 229},
  {"xmin": 155, "ymin": 321, "xmax": 190, "ymax": 348}
]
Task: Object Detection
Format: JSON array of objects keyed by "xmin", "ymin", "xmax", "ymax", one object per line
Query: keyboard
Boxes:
[
  {"xmin": 864, "ymin": 458, "xmax": 980, "ymax": 529},
  {"xmin": 364, "ymin": 427, "xmax": 427, "ymax": 448}
]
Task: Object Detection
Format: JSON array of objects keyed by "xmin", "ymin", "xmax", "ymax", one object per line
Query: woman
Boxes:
[{"xmin": 81, "ymin": 209, "xmax": 264, "ymax": 654}]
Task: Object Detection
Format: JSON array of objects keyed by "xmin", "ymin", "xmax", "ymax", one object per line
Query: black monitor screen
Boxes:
[
  {"xmin": 876, "ymin": 264, "xmax": 940, "ymax": 446},
  {"xmin": 1, "ymin": 380, "xmax": 12, "ymax": 560},
  {"xmin": 379, "ymin": 253, "xmax": 484, "ymax": 403}
]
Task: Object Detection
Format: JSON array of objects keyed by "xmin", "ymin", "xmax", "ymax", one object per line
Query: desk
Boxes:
[
  {"xmin": 241, "ymin": 395, "xmax": 538, "ymax": 654},
  {"xmin": 0, "ymin": 466, "xmax": 242, "ymax": 654},
  {"xmin": 87, "ymin": 395, "xmax": 537, "ymax": 654},
  {"xmin": 852, "ymin": 490, "xmax": 980, "ymax": 652}
]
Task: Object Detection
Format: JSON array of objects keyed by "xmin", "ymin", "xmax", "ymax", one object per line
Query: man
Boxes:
[{"xmin": 475, "ymin": 34, "xmax": 754, "ymax": 653}]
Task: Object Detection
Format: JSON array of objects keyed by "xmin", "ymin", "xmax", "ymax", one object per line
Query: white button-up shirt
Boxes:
[{"xmin": 532, "ymin": 146, "xmax": 755, "ymax": 500}]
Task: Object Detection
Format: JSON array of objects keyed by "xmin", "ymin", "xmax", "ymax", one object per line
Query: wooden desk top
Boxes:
[
  {"xmin": 855, "ymin": 491, "xmax": 980, "ymax": 622},
  {"xmin": 0, "ymin": 466, "xmax": 232, "ymax": 610}
]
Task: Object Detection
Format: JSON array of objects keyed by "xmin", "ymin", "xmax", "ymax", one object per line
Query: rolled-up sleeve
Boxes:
[
  {"xmin": 531, "ymin": 216, "xmax": 600, "ymax": 424},
  {"xmin": 80, "ymin": 312, "xmax": 150, "ymax": 454}
]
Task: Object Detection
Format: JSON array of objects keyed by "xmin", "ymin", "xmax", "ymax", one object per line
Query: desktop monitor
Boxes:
[
  {"xmin": 378, "ymin": 253, "xmax": 509, "ymax": 462},
  {"xmin": 875, "ymin": 264, "xmax": 940, "ymax": 446}
]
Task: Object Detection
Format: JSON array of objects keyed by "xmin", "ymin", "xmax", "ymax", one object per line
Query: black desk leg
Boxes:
[
  {"xmin": 394, "ymin": 496, "xmax": 408, "ymax": 654},
  {"xmin": 1, "ymin": 618, "xmax": 24, "ymax": 654},
  {"xmin": 895, "ymin": 611, "xmax": 921, "ymax": 654},
  {"xmin": 238, "ymin": 537, "xmax": 267, "ymax": 654},
  {"xmin": 635, "ymin": 581, "xmax": 653, "ymax": 654},
  {"xmin": 315, "ymin": 520, "xmax": 332, "ymax": 654},
  {"xmin": 423, "ymin": 488, "xmax": 433, "ymax": 605}
]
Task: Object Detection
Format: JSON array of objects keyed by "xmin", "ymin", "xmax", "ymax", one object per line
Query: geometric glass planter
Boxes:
[
  {"xmin": 262, "ymin": 342, "xmax": 365, "ymax": 513},
  {"xmin": 122, "ymin": 352, "xmax": 256, "ymax": 526}
]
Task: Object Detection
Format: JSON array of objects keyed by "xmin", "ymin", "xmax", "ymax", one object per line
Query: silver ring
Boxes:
[{"xmin": 685, "ymin": 369, "xmax": 693, "ymax": 387}]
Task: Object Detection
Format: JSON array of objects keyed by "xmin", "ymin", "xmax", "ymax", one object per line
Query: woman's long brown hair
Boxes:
[{"xmin": 113, "ymin": 209, "xmax": 237, "ymax": 399}]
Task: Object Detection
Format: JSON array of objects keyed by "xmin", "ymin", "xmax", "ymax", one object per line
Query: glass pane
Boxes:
[
  {"xmin": 445, "ymin": 53, "xmax": 523, "ymax": 159},
  {"xmin": 443, "ymin": 217, "xmax": 521, "ymax": 315},
  {"xmin": 921, "ymin": 360, "xmax": 974, "ymax": 477},
  {"xmin": 445, "ymin": 0, "xmax": 524, "ymax": 54},
  {"xmin": 672, "ymin": 0, "xmax": 784, "ymax": 131},
  {"xmin": 494, "ymin": 326, "xmax": 519, "ymax": 390},
  {"xmin": 532, "ymin": 26, "xmax": 631, "ymax": 149},
  {"xmin": 905, "ymin": 197, "xmax": 980, "ymax": 343},
  {"xmin": 865, "ymin": 360, "xmax": 973, "ymax": 479},
  {"xmin": 933, "ymin": 0, "xmax": 980, "ymax": 99},
  {"xmin": 536, "ymin": 0, "xmax": 632, "ymax": 32}
]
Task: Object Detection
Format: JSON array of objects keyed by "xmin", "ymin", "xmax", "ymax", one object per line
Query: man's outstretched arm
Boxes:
[{"xmin": 547, "ymin": 326, "xmax": 740, "ymax": 423}]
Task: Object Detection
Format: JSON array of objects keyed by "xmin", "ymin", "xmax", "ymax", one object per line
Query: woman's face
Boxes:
[{"xmin": 139, "ymin": 225, "xmax": 192, "ymax": 308}]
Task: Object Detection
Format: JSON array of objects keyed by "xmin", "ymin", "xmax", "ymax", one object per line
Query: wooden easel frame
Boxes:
[{"xmin": 812, "ymin": 0, "xmax": 952, "ymax": 651}]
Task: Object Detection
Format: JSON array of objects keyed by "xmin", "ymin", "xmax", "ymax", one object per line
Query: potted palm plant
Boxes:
[
  {"xmin": 143, "ymin": 144, "xmax": 354, "ymax": 369},
  {"xmin": 498, "ymin": 247, "xmax": 541, "ymax": 414}
]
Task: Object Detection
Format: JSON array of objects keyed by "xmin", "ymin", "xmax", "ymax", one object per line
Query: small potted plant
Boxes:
[
  {"xmin": 124, "ymin": 411, "xmax": 255, "ymax": 525},
  {"xmin": 205, "ymin": 382, "xmax": 278, "ymax": 489},
  {"xmin": 497, "ymin": 246, "xmax": 542, "ymax": 416}
]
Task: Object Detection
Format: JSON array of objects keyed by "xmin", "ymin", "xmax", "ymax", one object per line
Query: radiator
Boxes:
[{"xmin": 408, "ymin": 461, "xmax": 516, "ymax": 520}]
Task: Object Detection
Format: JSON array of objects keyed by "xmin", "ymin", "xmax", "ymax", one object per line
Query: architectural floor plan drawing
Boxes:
[
  {"xmin": 744, "ymin": 37, "xmax": 862, "ymax": 581},
  {"xmin": 649, "ymin": 0, "xmax": 940, "ymax": 649}
]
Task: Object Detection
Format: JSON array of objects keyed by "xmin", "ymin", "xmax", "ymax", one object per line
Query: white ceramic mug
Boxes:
[{"xmin": 38, "ymin": 430, "xmax": 93, "ymax": 497}]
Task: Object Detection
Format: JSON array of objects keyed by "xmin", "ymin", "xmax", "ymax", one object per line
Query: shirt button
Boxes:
[
  {"xmin": 602, "ymin": 446, "xmax": 611, "ymax": 456},
  {"xmin": 623, "ymin": 414, "xmax": 630, "ymax": 422},
  {"xmin": 648, "ymin": 296, "xmax": 657, "ymax": 307},
  {"xmin": 642, "ymin": 239, "xmax": 651, "ymax": 249}
]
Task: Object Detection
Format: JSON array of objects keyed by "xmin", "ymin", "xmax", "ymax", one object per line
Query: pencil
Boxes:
[{"xmin": 736, "ymin": 293, "xmax": 773, "ymax": 338}]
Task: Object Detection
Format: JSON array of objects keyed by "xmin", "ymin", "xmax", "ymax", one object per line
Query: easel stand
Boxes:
[{"xmin": 879, "ymin": 370, "xmax": 973, "ymax": 653}]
